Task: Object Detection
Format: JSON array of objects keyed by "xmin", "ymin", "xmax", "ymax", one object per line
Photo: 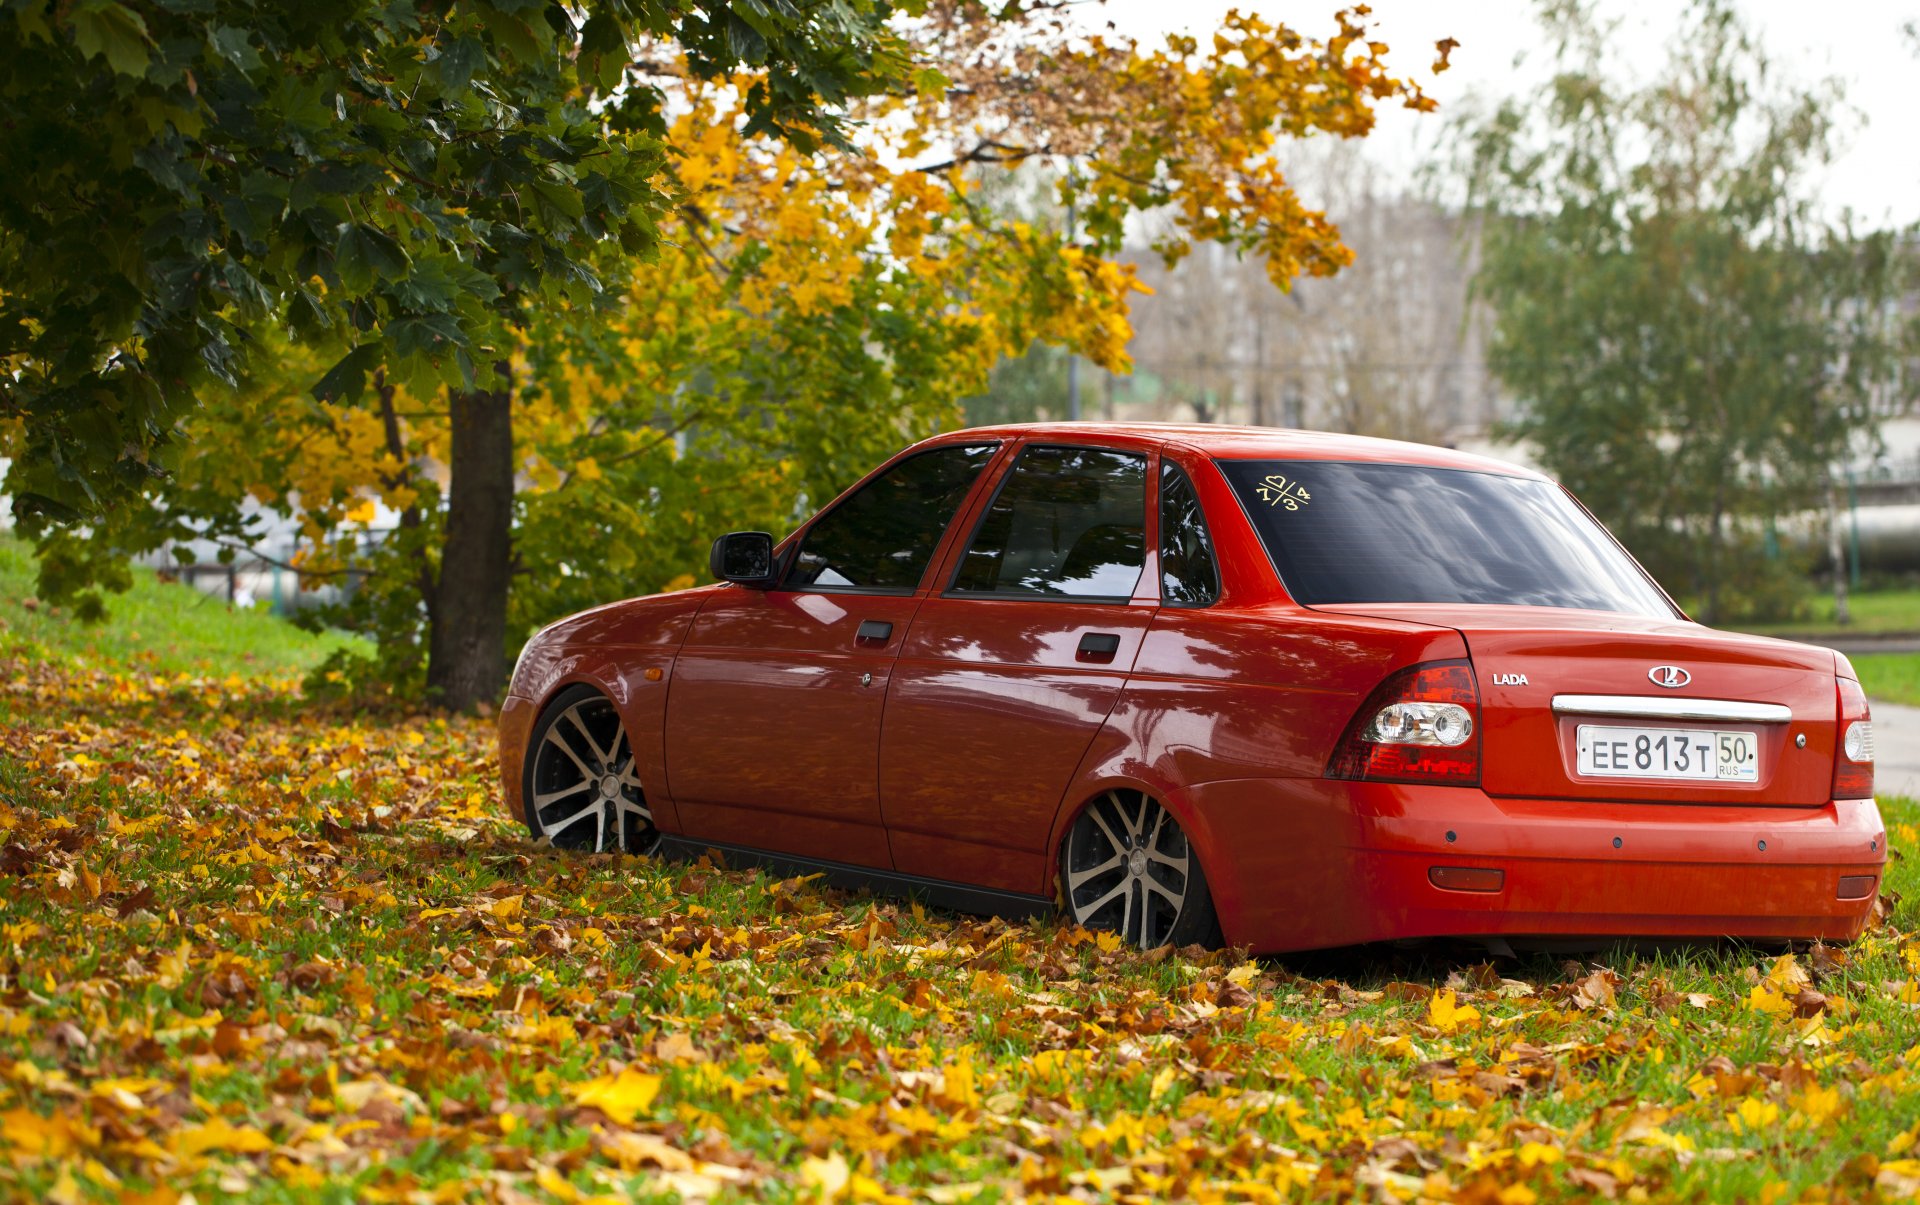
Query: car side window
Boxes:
[
  {"xmin": 951, "ymin": 445, "xmax": 1148, "ymax": 600},
  {"xmin": 785, "ymin": 444, "xmax": 998, "ymax": 592},
  {"xmin": 1160, "ymin": 462, "xmax": 1219, "ymax": 606}
]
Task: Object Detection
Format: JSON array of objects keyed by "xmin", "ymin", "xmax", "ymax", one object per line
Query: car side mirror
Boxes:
[{"xmin": 709, "ymin": 531, "xmax": 779, "ymax": 587}]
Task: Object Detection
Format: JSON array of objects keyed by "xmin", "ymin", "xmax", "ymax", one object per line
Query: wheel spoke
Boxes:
[
  {"xmin": 1077, "ymin": 879, "xmax": 1127, "ymax": 920},
  {"xmin": 1121, "ymin": 878, "xmax": 1137, "ymax": 944},
  {"xmin": 1146, "ymin": 843, "xmax": 1189, "ymax": 876},
  {"xmin": 615, "ymin": 797, "xmax": 652, "ymax": 822},
  {"xmin": 543, "ymin": 800, "xmax": 600, "ymax": 839},
  {"xmin": 534, "ymin": 783, "xmax": 594, "ymax": 811},
  {"xmin": 1088, "ymin": 804, "xmax": 1126, "ymax": 857},
  {"xmin": 1142, "ymin": 888, "xmax": 1162, "ymax": 949},
  {"xmin": 543, "ymin": 727, "xmax": 594, "ymax": 780},
  {"xmin": 563, "ymin": 705, "xmax": 615, "ymax": 766},
  {"xmin": 1143, "ymin": 872, "xmax": 1185, "ymax": 912},
  {"xmin": 1066, "ymin": 854, "xmax": 1123, "ymax": 893}
]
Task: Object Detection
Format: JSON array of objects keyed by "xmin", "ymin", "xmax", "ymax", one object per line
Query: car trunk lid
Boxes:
[{"xmin": 1313, "ymin": 604, "xmax": 1840, "ymax": 806}]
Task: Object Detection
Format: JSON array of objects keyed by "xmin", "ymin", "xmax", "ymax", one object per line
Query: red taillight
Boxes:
[
  {"xmin": 1833, "ymin": 677, "xmax": 1874, "ymax": 799},
  {"xmin": 1329, "ymin": 660, "xmax": 1481, "ymax": 785}
]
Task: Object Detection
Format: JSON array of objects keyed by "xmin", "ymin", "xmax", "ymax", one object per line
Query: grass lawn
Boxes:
[
  {"xmin": 1855, "ymin": 652, "xmax": 1920, "ymax": 709},
  {"xmin": 0, "ymin": 533, "xmax": 362, "ymax": 678},
  {"xmin": 2, "ymin": 577, "xmax": 1918, "ymax": 1201},
  {"xmin": 1740, "ymin": 587, "xmax": 1920, "ymax": 638}
]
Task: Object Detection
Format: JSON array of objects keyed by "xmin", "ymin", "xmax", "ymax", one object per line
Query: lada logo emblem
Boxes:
[{"xmin": 1649, "ymin": 665, "xmax": 1691, "ymax": 688}]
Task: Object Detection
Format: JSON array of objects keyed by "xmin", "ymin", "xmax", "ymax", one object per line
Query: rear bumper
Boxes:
[{"xmin": 1188, "ymin": 778, "xmax": 1886, "ymax": 954}]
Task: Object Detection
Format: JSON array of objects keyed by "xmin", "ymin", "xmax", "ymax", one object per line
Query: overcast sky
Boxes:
[{"xmin": 1084, "ymin": 0, "xmax": 1919, "ymax": 227}]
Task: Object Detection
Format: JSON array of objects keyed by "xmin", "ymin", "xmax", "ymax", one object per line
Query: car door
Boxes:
[
  {"xmin": 664, "ymin": 442, "xmax": 1001, "ymax": 868},
  {"xmin": 880, "ymin": 442, "xmax": 1159, "ymax": 894}
]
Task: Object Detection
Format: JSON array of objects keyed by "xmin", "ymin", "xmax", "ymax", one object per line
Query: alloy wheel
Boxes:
[
  {"xmin": 1063, "ymin": 789, "xmax": 1194, "ymax": 949},
  {"xmin": 527, "ymin": 690, "xmax": 653, "ymax": 852}
]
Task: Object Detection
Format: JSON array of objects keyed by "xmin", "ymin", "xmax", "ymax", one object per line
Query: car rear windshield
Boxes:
[{"xmin": 1215, "ymin": 459, "xmax": 1677, "ymax": 617}]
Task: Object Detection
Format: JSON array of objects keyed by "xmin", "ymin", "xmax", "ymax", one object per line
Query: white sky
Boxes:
[{"xmin": 1085, "ymin": 0, "xmax": 1920, "ymax": 226}]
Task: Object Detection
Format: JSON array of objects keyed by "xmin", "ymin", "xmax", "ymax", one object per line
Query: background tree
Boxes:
[
  {"xmin": 1454, "ymin": 0, "xmax": 1910, "ymax": 623},
  {"xmin": 5, "ymin": 2, "xmax": 1454, "ymax": 708}
]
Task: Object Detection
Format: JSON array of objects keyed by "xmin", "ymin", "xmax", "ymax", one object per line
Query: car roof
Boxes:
[{"xmin": 930, "ymin": 422, "xmax": 1544, "ymax": 479}]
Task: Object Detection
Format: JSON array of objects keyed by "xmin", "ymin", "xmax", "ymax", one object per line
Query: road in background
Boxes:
[{"xmin": 1874, "ymin": 700, "xmax": 1919, "ymax": 802}]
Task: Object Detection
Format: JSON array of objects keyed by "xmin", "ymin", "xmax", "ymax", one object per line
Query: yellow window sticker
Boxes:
[{"xmin": 1254, "ymin": 473, "xmax": 1311, "ymax": 511}]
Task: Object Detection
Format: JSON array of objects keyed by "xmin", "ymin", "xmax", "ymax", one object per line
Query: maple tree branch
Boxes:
[{"xmin": 191, "ymin": 535, "xmax": 361, "ymax": 580}]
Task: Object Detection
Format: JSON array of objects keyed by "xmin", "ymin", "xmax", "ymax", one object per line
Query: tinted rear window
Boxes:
[{"xmin": 1216, "ymin": 459, "xmax": 1676, "ymax": 617}]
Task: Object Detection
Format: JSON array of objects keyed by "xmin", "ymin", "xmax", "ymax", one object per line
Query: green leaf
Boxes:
[
  {"xmin": 726, "ymin": 12, "xmax": 768, "ymax": 64},
  {"xmin": 334, "ymin": 223, "xmax": 411, "ymax": 294},
  {"xmin": 433, "ymin": 36, "xmax": 485, "ymax": 94},
  {"xmin": 287, "ymin": 289, "xmax": 334, "ymax": 341},
  {"xmin": 311, "ymin": 344, "xmax": 382, "ymax": 404},
  {"xmin": 578, "ymin": 11, "xmax": 627, "ymax": 94},
  {"xmin": 479, "ymin": 4, "xmax": 550, "ymax": 65},
  {"xmin": 207, "ymin": 24, "xmax": 262, "ymax": 72},
  {"xmin": 68, "ymin": 0, "xmax": 152, "ymax": 77},
  {"xmin": 528, "ymin": 178, "xmax": 586, "ymax": 223}
]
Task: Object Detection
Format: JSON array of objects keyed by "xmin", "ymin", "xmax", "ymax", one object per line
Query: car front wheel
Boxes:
[
  {"xmin": 1061, "ymin": 789, "xmax": 1218, "ymax": 950},
  {"xmin": 524, "ymin": 684, "xmax": 655, "ymax": 853}
]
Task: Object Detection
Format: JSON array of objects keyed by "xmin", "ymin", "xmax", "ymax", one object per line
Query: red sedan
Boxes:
[{"xmin": 497, "ymin": 424, "xmax": 1884, "ymax": 952}]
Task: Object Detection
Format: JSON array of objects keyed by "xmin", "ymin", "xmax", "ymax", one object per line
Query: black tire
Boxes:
[
  {"xmin": 523, "ymin": 684, "xmax": 656, "ymax": 853},
  {"xmin": 1061, "ymin": 788, "xmax": 1219, "ymax": 949}
]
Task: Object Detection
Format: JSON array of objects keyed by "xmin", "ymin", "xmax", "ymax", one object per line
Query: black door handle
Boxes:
[
  {"xmin": 855, "ymin": 619, "xmax": 894, "ymax": 646},
  {"xmin": 1077, "ymin": 631, "xmax": 1122, "ymax": 663}
]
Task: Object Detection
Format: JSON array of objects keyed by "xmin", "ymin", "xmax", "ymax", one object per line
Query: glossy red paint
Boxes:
[
  {"xmin": 664, "ymin": 587, "xmax": 917, "ymax": 867},
  {"xmin": 499, "ymin": 423, "xmax": 1886, "ymax": 953}
]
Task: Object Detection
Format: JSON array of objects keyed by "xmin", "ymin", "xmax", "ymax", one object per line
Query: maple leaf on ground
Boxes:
[
  {"xmin": 171, "ymin": 1117, "xmax": 275, "ymax": 1157},
  {"xmin": 569, "ymin": 1068, "xmax": 663, "ymax": 1126},
  {"xmin": 1428, "ymin": 988, "xmax": 1482, "ymax": 1034}
]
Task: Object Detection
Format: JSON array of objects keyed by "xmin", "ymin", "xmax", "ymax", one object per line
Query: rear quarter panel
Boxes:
[{"xmin": 1056, "ymin": 606, "xmax": 1468, "ymax": 940}]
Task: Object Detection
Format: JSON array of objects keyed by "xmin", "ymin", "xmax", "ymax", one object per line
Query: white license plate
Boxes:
[{"xmin": 1575, "ymin": 725, "xmax": 1759, "ymax": 782}]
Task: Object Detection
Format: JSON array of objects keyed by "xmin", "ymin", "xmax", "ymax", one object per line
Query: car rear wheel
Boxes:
[
  {"xmin": 524, "ymin": 685, "xmax": 655, "ymax": 853},
  {"xmin": 1062, "ymin": 789, "xmax": 1218, "ymax": 950}
]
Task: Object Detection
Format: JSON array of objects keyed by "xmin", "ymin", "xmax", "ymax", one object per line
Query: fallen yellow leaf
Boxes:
[
  {"xmin": 171, "ymin": 1116, "xmax": 275, "ymax": 1157},
  {"xmin": 569, "ymin": 1068, "xmax": 662, "ymax": 1125}
]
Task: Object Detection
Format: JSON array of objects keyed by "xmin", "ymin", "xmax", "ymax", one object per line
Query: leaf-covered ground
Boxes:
[{"xmin": 3, "ymin": 646, "xmax": 1919, "ymax": 1204}]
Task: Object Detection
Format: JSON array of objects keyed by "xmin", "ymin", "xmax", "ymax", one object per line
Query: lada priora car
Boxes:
[{"xmin": 498, "ymin": 424, "xmax": 1884, "ymax": 952}]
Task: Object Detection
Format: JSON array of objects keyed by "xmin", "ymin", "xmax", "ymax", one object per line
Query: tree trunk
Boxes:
[{"xmin": 427, "ymin": 363, "xmax": 514, "ymax": 711}]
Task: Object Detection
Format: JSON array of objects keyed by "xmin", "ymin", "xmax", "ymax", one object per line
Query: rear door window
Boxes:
[
  {"xmin": 785, "ymin": 444, "xmax": 998, "ymax": 592},
  {"xmin": 1215, "ymin": 459, "xmax": 1677, "ymax": 617},
  {"xmin": 951, "ymin": 445, "xmax": 1148, "ymax": 600},
  {"xmin": 1159, "ymin": 462, "xmax": 1219, "ymax": 606}
]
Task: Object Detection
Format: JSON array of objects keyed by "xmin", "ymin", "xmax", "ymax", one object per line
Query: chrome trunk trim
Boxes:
[{"xmin": 1550, "ymin": 695, "xmax": 1793, "ymax": 723}]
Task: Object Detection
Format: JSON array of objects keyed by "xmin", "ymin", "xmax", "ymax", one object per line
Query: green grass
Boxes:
[
  {"xmin": 0, "ymin": 532, "xmax": 363, "ymax": 677},
  {"xmin": 1738, "ymin": 586, "xmax": 1920, "ymax": 637},
  {"xmin": 1854, "ymin": 651, "xmax": 1920, "ymax": 708}
]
